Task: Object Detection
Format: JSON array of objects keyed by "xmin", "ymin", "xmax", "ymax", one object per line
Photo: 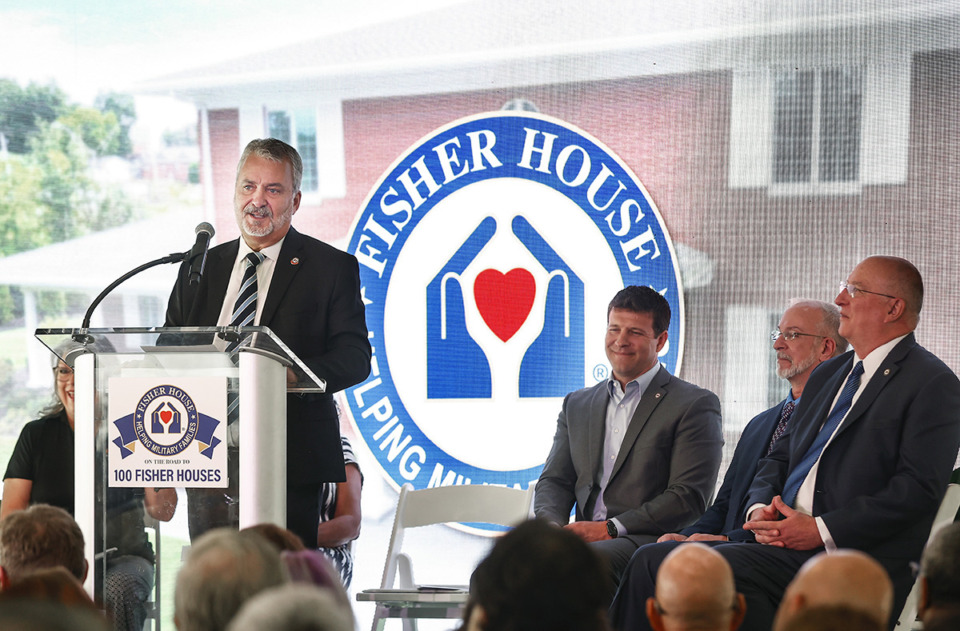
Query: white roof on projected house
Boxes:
[
  {"xmin": 0, "ymin": 210, "xmax": 202, "ymax": 294},
  {"xmin": 137, "ymin": 0, "xmax": 960, "ymax": 105}
]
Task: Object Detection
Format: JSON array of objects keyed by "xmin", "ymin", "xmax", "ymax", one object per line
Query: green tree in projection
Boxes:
[
  {"xmin": 94, "ymin": 92, "xmax": 135, "ymax": 156},
  {"xmin": 59, "ymin": 107, "xmax": 125, "ymax": 157},
  {"xmin": 0, "ymin": 157, "xmax": 47, "ymax": 255},
  {"xmin": 0, "ymin": 79, "xmax": 68, "ymax": 154},
  {"xmin": 0, "ymin": 80, "xmax": 137, "ymax": 258},
  {"xmin": 28, "ymin": 120, "xmax": 134, "ymax": 244}
]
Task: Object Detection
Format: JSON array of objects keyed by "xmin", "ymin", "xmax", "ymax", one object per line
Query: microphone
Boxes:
[{"xmin": 187, "ymin": 222, "xmax": 215, "ymax": 286}]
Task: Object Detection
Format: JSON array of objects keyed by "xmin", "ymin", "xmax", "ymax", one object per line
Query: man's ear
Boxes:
[
  {"xmin": 819, "ymin": 336, "xmax": 837, "ymax": 361},
  {"xmin": 730, "ymin": 593, "xmax": 747, "ymax": 630},
  {"xmin": 918, "ymin": 576, "xmax": 930, "ymax": 616},
  {"xmin": 466, "ymin": 603, "xmax": 488, "ymax": 631},
  {"xmin": 884, "ymin": 297, "xmax": 907, "ymax": 323},
  {"xmin": 82, "ymin": 559, "xmax": 89, "ymax": 583},
  {"xmin": 0, "ymin": 565, "xmax": 9, "ymax": 590},
  {"xmin": 646, "ymin": 597, "xmax": 665, "ymax": 631}
]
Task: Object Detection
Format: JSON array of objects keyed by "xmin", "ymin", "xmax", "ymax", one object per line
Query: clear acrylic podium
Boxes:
[{"xmin": 35, "ymin": 326, "xmax": 326, "ymax": 607}]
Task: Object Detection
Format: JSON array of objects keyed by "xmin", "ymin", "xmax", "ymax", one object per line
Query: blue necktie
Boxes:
[{"xmin": 782, "ymin": 361, "xmax": 864, "ymax": 507}]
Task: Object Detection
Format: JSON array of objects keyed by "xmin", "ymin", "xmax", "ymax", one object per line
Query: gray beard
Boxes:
[{"xmin": 777, "ymin": 353, "xmax": 818, "ymax": 381}]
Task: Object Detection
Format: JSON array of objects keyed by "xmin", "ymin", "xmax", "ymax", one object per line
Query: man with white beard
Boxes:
[{"xmin": 609, "ymin": 300, "xmax": 846, "ymax": 631}]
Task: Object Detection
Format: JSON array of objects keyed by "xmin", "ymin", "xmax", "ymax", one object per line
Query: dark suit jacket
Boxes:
[
  {"xmin": 680, "ymin": 398, "xmax": 786, "ymax": 539},
  {"xmin": 744, "ymin": 334, "xmax": 960, "ymax": 592},
  {"xmin": 165, "ymin": 227, "xmax": 371, "ymax": 483},
  {"xmin": 535, "ymin": 367, "xmax": 723, "ymax": 544}
]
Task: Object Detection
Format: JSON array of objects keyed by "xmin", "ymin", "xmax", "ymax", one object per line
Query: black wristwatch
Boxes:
[{"xmin": 606, "ymin": 520, "xmax": 618, "ymax": 539}]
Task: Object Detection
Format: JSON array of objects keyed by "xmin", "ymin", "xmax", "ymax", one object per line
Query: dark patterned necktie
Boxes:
[
  {"xmin": 782, "ymin": 361, "xmax": 864, "ymax": 506},
  {"xmin": 766, "ymin": 400, "xmax": 796, "ymax": 455},
  {"xmin": 230, "ymin": 251, "xmax": 265, "ymax": 327}
]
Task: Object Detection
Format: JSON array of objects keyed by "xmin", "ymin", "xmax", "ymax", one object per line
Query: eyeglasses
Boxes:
[
  {"xmin": 771, "ymin": 329, "xmax": 824, "ymax": 343},
  {"xmin": 54, "ymin": 366, "xmax": 74, "ymax": 382},
  {"xmin": 838, "ymin": 281, "xmax": 897, "ymax": 301}
]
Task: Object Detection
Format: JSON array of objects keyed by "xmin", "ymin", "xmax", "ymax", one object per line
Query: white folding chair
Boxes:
[
  {"xmin": 894, "ymin": 476, "xmax": 960, "ymax": 630},
  {"xmin": 357, "ymin": 483, "xmax": 535, "ymax": 631}
]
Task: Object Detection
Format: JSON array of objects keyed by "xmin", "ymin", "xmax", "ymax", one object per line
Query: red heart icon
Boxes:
[
  {"xmin": 160, "ymin": 410, "xmax": 173, "ymax": 424},
  {"xmin": 474, "ymin": 268, "xmax": 536, "ymax": 342}
]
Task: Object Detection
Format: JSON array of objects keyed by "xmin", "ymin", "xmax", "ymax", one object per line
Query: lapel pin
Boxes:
[
  {"xmin": 883, "ymin": 369, "xmax": 890, "ymax": 375},
  {"xmin": 655, "ymin": 393, "xmax": 661, "ymax": 398},
  {"xmin": 290, "ymin": 257, "xmax": 300, "ymax": 266}
]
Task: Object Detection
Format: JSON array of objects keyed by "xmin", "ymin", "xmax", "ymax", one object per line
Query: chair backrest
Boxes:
[{"xmin": 378, "ymin": 483, "xmax": 535, "ymax": 590}]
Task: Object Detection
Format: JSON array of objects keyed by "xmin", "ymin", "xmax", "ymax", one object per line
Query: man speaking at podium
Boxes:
[{"xmin": 165, "ymin": 138, "xmax": 371, "ymax": 546}]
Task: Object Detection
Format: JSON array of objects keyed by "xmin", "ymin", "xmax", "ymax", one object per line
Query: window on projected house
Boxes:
[
  {"xmin": 267, "ymin": 109, "xmax": 319, "ymax": 194},
  {"xmin": 772, "ymin": 67, "xmax": 862, "ymax": 190}
]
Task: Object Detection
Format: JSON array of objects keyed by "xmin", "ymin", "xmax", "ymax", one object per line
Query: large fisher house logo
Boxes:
[
  {"xmin": 113, "ymin": 385, "xmax": 221, "ymax": 459},
  {"xmin": 345, "ymin": 112, "xmax": 684, "ymax": 515}
]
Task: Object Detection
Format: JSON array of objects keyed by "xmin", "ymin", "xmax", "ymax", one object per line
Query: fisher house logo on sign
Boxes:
[
  {"xmin": 346, "ymin": 112, "xmax": 683, "ymax": 498},
  {"xmin": 108, "ymin": 377, "xmax": 228, "ymax": 488}
]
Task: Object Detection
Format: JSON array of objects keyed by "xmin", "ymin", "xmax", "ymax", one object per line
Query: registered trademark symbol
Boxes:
[{"xmin": 593, "ymin": 364, "xmax": 609, "ymax": 381}]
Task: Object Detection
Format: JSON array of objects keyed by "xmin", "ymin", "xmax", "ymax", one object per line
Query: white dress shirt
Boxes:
[{"xmin": 594, "ymin": 362, "xmax": 661, "ymax": 533}]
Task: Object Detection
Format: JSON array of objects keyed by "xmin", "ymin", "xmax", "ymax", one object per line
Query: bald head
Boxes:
[
  {"xmin": 647, "ymin": 543, "xmax": 745, "ymax": 631},
  {"xmin": 835, "ymin": 256, "xmax": 923, "ymax": 354},
  {"xmin": 773, "ymin": 551, "xmax": 893, "ymax": 631},
  {"xmin": 864, "ymin": 256, "xmax": 923, "ymax": 318}
]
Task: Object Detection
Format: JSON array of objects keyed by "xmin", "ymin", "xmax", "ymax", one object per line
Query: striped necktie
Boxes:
[
  {"xmin": 226, "ymin": 251, "xmax": 265, "ymax": 424},
  {"xmin": 230, "ymin": 252, "xmax": 265, "ymax": 327},
  {"xmin": 782, "ymin": 361, "xmax": 864, "ymax": 507}
]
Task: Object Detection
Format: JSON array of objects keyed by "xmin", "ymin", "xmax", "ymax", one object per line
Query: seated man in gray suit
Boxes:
[
  {"xmin": 609, "ymin": 299, "xmax": 846, "ymax": 631},
  {"xmin": 534, "ymin": 285, "xmax": 723, "ymax": 597}
]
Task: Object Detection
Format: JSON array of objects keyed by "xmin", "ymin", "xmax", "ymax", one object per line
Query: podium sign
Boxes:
[
  {"xmin": 107, "ymin": 375, "xmax": 229, "ymax": 488},
  {"xmin": 35, "ymin": 326, "xmax": 325, "ymax": 600}
]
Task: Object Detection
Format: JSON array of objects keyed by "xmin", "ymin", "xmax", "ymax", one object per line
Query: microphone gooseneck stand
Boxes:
[{"xmin": 73, "ymin": 251, "xmax": 188, "ymax": 344}]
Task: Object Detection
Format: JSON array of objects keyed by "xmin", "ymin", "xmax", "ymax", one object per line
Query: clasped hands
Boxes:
[{"xmin": 743, "ymin": 495, "xmax": 823, "ymax": 550}]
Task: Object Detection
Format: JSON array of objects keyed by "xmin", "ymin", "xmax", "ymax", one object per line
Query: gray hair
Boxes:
[
  {"xmin": 227, "ymin": 584, "xmax": 356, "ymax": 631},
  {"xmin": 237, "ymin": 138, "xmax": 303, "ymax": 194},
  {"xmin": 174, "ymin": 528, "xmax": 287, "ymax": 631},
  {"xmin": 788, "ymin": 299, "xmax": 848, "ymax": 356}
]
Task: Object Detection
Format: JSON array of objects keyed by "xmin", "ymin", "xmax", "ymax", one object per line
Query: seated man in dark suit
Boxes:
[
  {"xmin": 702, "ymin": 256, "xmax": 958, "ymax": 631},
  {"xmin": 610, "ymin": 299, "xmax": 845, "ymax": 631},
  {"xmin": 535, "ymin": 286, "xmax": 723, "ymax": 598}
]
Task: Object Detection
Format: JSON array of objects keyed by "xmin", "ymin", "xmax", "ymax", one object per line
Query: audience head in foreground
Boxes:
[
  {"xmin": 281, "ymin": 550, "xmax": 351, "ymax": 608},
  {"xmin": 174, "ymin": 528, "xmax": 287, "ymax": 631},
  {"xmin": 919, "ymin": 521, "xmax": 960, "ymax": 628},
  {"xmin": 461, "ymin": 519, "xmax": 612, "ymax": 631},
  {"xmin": 646, "ymin": 543, "xmax": 745, "ymax": 631},
  {"xmin": 241, "ymin": 522, "xmax": 306, "ymax": 552},
  {"xmin": 772, "ymin": 550, "xmax": 893, "ymax": 631},
  {"xmin": 0, "ymin": 504, "xmax": 86, "ymax": 588},
  {"xmin": 227, "ymin": 583, "xmax": 354, "ymax": 631},
  {"xmin": 0, "ymin": 566, "xmax": 96, "ymax": 609},
  {"xmin": 779, "ymin": 605, "xmax": 884, "ymax": 631},
  {"xmin": 0, "ymin": 599, "xmax": 109, "ymax": 631}
]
